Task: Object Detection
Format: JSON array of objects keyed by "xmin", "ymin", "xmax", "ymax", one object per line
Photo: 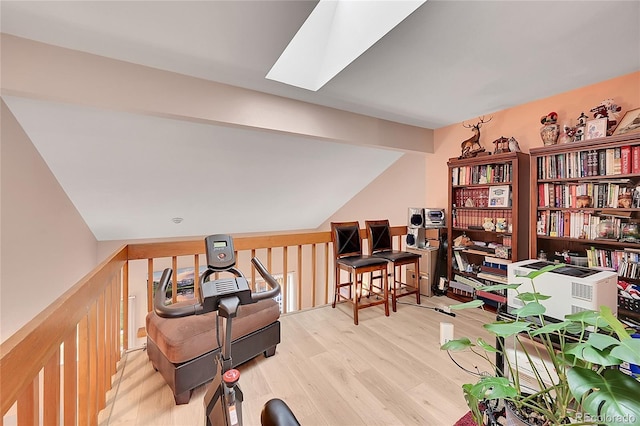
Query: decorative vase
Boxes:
[{"xmin": 540, "ymin": 123, "xmax": 560, "ymax": 146}]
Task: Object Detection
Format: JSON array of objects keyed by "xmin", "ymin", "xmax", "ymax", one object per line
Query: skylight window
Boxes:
[{"xmin": 266, "ymin": 0, "xmax": 427, "ymax": 91}]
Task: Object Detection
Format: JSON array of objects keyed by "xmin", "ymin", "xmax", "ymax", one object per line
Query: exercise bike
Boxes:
[{"xmin": 154, "ymin": 234, "xmax": 299, "ymax": 426}]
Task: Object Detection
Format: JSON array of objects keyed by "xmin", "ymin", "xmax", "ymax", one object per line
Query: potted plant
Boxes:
[{"xmin": 441, "ymin": 264, "xmax": 640, "ymax": 426}]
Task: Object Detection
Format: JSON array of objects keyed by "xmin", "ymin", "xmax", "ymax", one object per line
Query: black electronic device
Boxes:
[{"xmin": 205, "ymin": 234, "xmax": 237, "ymax": 270}]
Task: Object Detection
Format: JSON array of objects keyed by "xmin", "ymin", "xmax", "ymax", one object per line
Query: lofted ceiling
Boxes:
[{"xmin": 1, "ymin": 1, "xmax": 639, "ymax": 241}]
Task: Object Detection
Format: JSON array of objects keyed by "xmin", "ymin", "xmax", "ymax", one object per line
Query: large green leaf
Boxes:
[
  {"xmin": 462, "ymin": 383, "xmax": 483, "ymax": 426},
  {"xmin": 529, "ymin": 320, "xmax": 572, "ymax": 337},
  {"xmin": 440, "ymin": 337, "xmax": 473, "ymax": 351},
  {"xmin": 519, "ymin": 263, "xmax": 566, "ymax": 279},
  {"xmin": 448, "ymin": 300, "xmax": 484, "ymax": 310},
  {"xmin": 478, "ymin": 284, "xmax": 521, "ymax": 292},
  {"xmin": 477, "ymin": 337, "xmax": 498, "ymax": 353},
  {"xmin": 610, "ymin": 338, "xmax": 640, "ymax": 365},
  {"xmin": 567, "ymin": 367, "xmax": 640, "ymax": 426},
  {"xmin": 516, "ymin": 292, "xmax": 551, "ymax": 302},
  {"xmin": 467, "ymin": 376, "xmax": 518, "ymax": 400},
  {"xmin": 484, "ymin": 321, "xmax": 531, "ymax": 337},
  {"xmin": 558, "ymin": 342, "xmax": 620, "ymax": 367},
  {"xmin": 579, "ymin": 345, "xmax": 621, "ymax": 367},
  {"xmin": 600, "ymin": 305, "xmax": 632, "ymax": 341},
  {"xmin": 586, "ymin": 332, "xmax": 622, "ymax": 351},
  {"xmin": 512, "ymin": 301, "xmax": 546, "ymax": 317},
  {"xmin": 565, "ymin": 310, "xmax": 604, "ymax": 328}
]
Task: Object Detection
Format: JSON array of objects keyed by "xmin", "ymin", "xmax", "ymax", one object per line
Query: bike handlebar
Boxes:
[
  {"xmin": 154, "ymin": 257, "xmax": 281, "ymax": 319},
  {"xmin": 250, "ymin": 257, "xmax": 281, "ymax": 301}
]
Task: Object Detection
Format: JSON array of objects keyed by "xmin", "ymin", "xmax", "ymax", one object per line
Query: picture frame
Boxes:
[
  {"xmin": 488, "ymin": 185, "xmax": 511, "ymax": 207},
  {"xmin": 584, "ymin": 117, "xmax": 608, "ymax": 140},
  {"xmin": 613, "ymin": 107, "xmax": 640, "ymax": 136}
]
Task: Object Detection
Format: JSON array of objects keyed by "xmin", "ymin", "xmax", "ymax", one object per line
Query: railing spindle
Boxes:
[
  {"xmin": 43, "ymin": 349, "xmax": 60, "ymax": 425},
  {"xmin": 297, "ymin": 245, "xmax": 302, "ymax": 310},
  {"xmin": 146, "ymin": 259, "xmax": 153, "ymax": 313},
  {"xmin": 88, "ymin": 303, "xmax": 98, "ymax": 426},
  {"xmin": 282, "ymin": 246, "xmax": 288, "ymax": 313},
  {"xmin": 63, "ymin": 329, "xmax": 77, "ymax": 426},
  {"xmin": 17, "ymin": 377, "xmax": 37, "ymax": 426},
  {"xmin": 312, "ymin": 244, "xmax": 317, "ymax": 307},
  {"xmin": 78, "ymin": 315, "xmax": 89, "ymax": 426}
]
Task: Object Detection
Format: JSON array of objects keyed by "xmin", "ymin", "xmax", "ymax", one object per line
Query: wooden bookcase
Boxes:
[
  {"xmin": 446, "ymin": 151, "xmax": 530, "ymax": 307},
  {"xmin": 529, "ymin": 132, "xmax": 640, "ymax": 321}
]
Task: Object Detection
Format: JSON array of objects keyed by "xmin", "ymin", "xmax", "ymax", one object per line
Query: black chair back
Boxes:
[
  {"xmin": 368, "ymin": 221, "xmax": 392, "ymax": 253},
  {"xmin": 331, "ymin": 222, "xmax": 362, "ymax": 258}
]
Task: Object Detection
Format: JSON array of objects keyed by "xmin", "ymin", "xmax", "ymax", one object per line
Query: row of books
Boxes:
[
  {"xmin": 536, "ymin": 145, "xmax": 640, "ymax": 180},
  {"xmin": 536, "ymin": 211, "xmax": 622, "ymax": 239},
  {"xmin": 584, "ymin": 247, "xmax": 640, "ymax": 276},
  {"xmin": 538, "ymin": 182, "xmax": 635, "ymax": 209},
  {"xmin": 606, "ymin": 248, "xmax": 640, "ymax": 279},
  {"xmin": 453, "ymin": 186, "xmax": 512, "ymax": 208},
  {"xmin": 452, "ymin": 252, "xmax": 511, "ymax": 282},
  {"xmin": 453, "ymin": 187, "xmax": 490, "ymax": 207},
  {"xmin": 451, "ymin": 163, "xmax": 513, "ymax": 186},
  {"xmin": 618, "ymin": 261, "xmax": 640, "ymax": 280},
  {"xmin": 450, "ymin": 255, "xmax": 511, "ymax": 305},
  {"xmin": 585, "ymin": 246, "xmax": 624, "ymax": 271},
  {"xmin": 453, "ymin": 209, "xmax": 512, "ymax": 229}
]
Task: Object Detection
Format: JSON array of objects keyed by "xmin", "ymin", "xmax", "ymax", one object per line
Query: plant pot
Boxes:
[
  {"xmin": 506, "ymin": 406, "xmax": 530, "ymax": 426},
  {"xmin": 505, "ymin": 400, "xmax": 542, "ymax": 426},
  {"xmin": 505, "ymin": 399, "xmax": 571, "ymax": 426}
]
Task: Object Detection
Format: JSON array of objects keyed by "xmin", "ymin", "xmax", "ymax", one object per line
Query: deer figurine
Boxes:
[{"xmin": 460, "ymin": 116, "xmax": 492, "ymax": 158}]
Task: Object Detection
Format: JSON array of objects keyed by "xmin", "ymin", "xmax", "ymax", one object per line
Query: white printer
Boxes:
[{"xmin": 507, "ymin": 259, "xmax": 618, "ymax": 320}]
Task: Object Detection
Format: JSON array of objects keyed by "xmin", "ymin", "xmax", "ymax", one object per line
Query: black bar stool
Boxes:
[
  {"xmin": 366, "ymin": 219, "xmax": 421, "ymax": 311},
  {"xmin": 330, "ymin": 221, "xmax": 389, "ymax": 325}
]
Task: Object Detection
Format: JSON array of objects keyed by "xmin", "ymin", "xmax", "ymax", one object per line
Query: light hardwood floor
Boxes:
[{"xmin": 99, "ymin": 296, "xmax": 496, "ymax": 426}]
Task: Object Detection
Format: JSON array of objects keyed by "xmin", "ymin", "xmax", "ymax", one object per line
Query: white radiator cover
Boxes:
[{"xmin": 507, "ymin": 259, "xmax": 618, "ymax": 320}]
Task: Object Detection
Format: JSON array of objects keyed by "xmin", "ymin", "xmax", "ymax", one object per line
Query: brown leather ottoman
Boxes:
[{"xmin": 146, "ymin": 298, "xmax": 281, "ymax": 404}]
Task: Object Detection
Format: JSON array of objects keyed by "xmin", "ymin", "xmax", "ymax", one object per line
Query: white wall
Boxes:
[{"xmin": 1, "ymin": 100, "xmax": 98, "ymax": 342}]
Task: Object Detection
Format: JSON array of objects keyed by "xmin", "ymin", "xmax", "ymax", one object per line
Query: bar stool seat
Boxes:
[
  {"xmin": 366, "ymin": 219, "xmax": 421, "ymax": 311},
  {"xmin": 371, "ymin": 250, "xmax": 418, "ymax": 263},
  {"xmin": 331, "ymin": 221, "xmax": 390, "ymax": 325}
]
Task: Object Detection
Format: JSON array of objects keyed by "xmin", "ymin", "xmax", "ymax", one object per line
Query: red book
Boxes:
[
  {"xmin": 632, "ymin": 146, "xmax": 640, "ymax": 173},
  {"xmin": 621, "ymin": 145, "xmax": 631, "ymax": 174}
]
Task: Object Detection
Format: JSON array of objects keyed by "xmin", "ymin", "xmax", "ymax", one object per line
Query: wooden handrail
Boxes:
[
  {"xmin": 1, "ymin": 226, "xmax": 410, "ymax": 424},
  {"xmin": 1, "ymin": 245, "xmax": 127, "ymax": 418}
]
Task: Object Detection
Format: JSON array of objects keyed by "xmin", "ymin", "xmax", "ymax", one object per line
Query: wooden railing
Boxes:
[{"xmin": 1, "ymin": 227, "xmax": 408, "ymax": 425}]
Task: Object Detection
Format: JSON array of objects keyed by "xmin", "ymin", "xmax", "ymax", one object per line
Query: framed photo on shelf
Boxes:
[
  {"xmin": 613, "ymin": 107, "xmax": 640, "ymax": 136},
  {"xmin": 585, "ymin": 118, "xmax": 608, "ymax": 140},
  {"xmin": 488, "ymin": 185, "xmax": 511, "ymax": 207}
]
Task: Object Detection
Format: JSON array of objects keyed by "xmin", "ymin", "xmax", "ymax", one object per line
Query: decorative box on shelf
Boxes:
[{"xmin": 495, "ymin": 246, "xmax": 512, "ymax": 259}]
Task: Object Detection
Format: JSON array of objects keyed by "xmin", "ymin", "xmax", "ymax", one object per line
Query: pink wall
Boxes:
[
  {"xmin": 321, "ymin": 153, "xmax": 427, "ymax": 229},
  {"xmin": 426, "ymin": 71, "xmax": 640, "ymax": 209},
  {"xmin": 1, "ymin": 101, "xmax": 98, "ymax": 342}
]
